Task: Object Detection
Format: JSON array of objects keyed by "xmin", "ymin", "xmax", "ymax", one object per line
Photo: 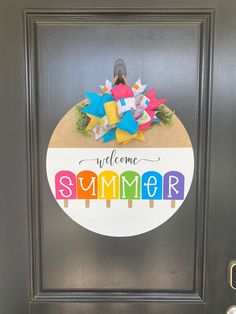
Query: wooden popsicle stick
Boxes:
[
  {"xmin": 171, "ymin": 200, "xmax": 176, "ymax": 209},
  {"xmin": 85, "ymin": 199, "xmax": 90, "ymax": 208},
  {"xmin": 128, "ymin": 200, "xmax": 133, "ymax": 208},
  {"xmin": 106, "ymin": 200, "xmax": 111, "ymax": 208},
  {"xmin": 64, "ymin": 199, "xmax": 68, "ymax": 208},
  {"xmin": 149, "ymin": 200, "xmax": 154, "ymax": 208}
]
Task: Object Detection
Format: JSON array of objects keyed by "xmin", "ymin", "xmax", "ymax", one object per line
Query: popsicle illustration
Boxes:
[
  {"xmin": 120, "ymin": 171, "xmax": 140, "ymax": 208},
  {"xmin": 77, "ymin": 170, "xmax": 97, "ymax": 208},
  {"xmin": 98, "ymin": 170, "xmax": 119, "ymax": 208},
  {"xmin": 163, "ymin": 171, "xmax": 185, "ymax": 208},
  {"xmin": 142, "ymin": 171, "xmax": 162, "ymax": 208},
  {"xmin": 55, "ymin": 170, "xmax": 76, "ymax": 208}
]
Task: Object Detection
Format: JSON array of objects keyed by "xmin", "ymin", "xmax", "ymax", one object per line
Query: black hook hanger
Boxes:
[{"xmin": 113, "ymin": 59, "xmax": 127, "ymax": 85}]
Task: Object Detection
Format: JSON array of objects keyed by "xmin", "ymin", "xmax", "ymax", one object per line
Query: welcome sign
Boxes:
[
  {"xmin": 53, "ymin": 150, "xmax": 185, "ymax": 209},
  {"xmin": 46, "ymin": 80, "xmax": 194, "ymax": 237}
]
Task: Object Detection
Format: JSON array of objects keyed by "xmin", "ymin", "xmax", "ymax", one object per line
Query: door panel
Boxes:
[
  {"xmin": 28, "ymin": 11, "xmax": 208, "ymax": 296},
  {"xmin": 1, "ymin": 1, "xmax": 236, "ymax": 314}
]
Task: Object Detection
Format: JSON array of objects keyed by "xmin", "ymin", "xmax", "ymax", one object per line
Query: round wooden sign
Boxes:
[{"xmin": 46, "ymin": 97, "xmax": 194, "ymax": 237}]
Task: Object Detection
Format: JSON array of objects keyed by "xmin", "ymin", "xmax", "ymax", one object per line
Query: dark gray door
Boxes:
[{"xmin": 1, "ymin": 1, "xmax": 236, "ymax": 313}]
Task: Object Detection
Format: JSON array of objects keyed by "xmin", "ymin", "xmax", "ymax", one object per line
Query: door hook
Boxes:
[{"xmin": 113, "ymin": 58, "xmax": 128, "ymax": 85}]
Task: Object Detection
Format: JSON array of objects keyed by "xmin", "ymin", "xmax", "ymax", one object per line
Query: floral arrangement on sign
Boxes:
[{"xmin": 76, "ymin": 79, "xmax": 174, "ymax": 144}]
